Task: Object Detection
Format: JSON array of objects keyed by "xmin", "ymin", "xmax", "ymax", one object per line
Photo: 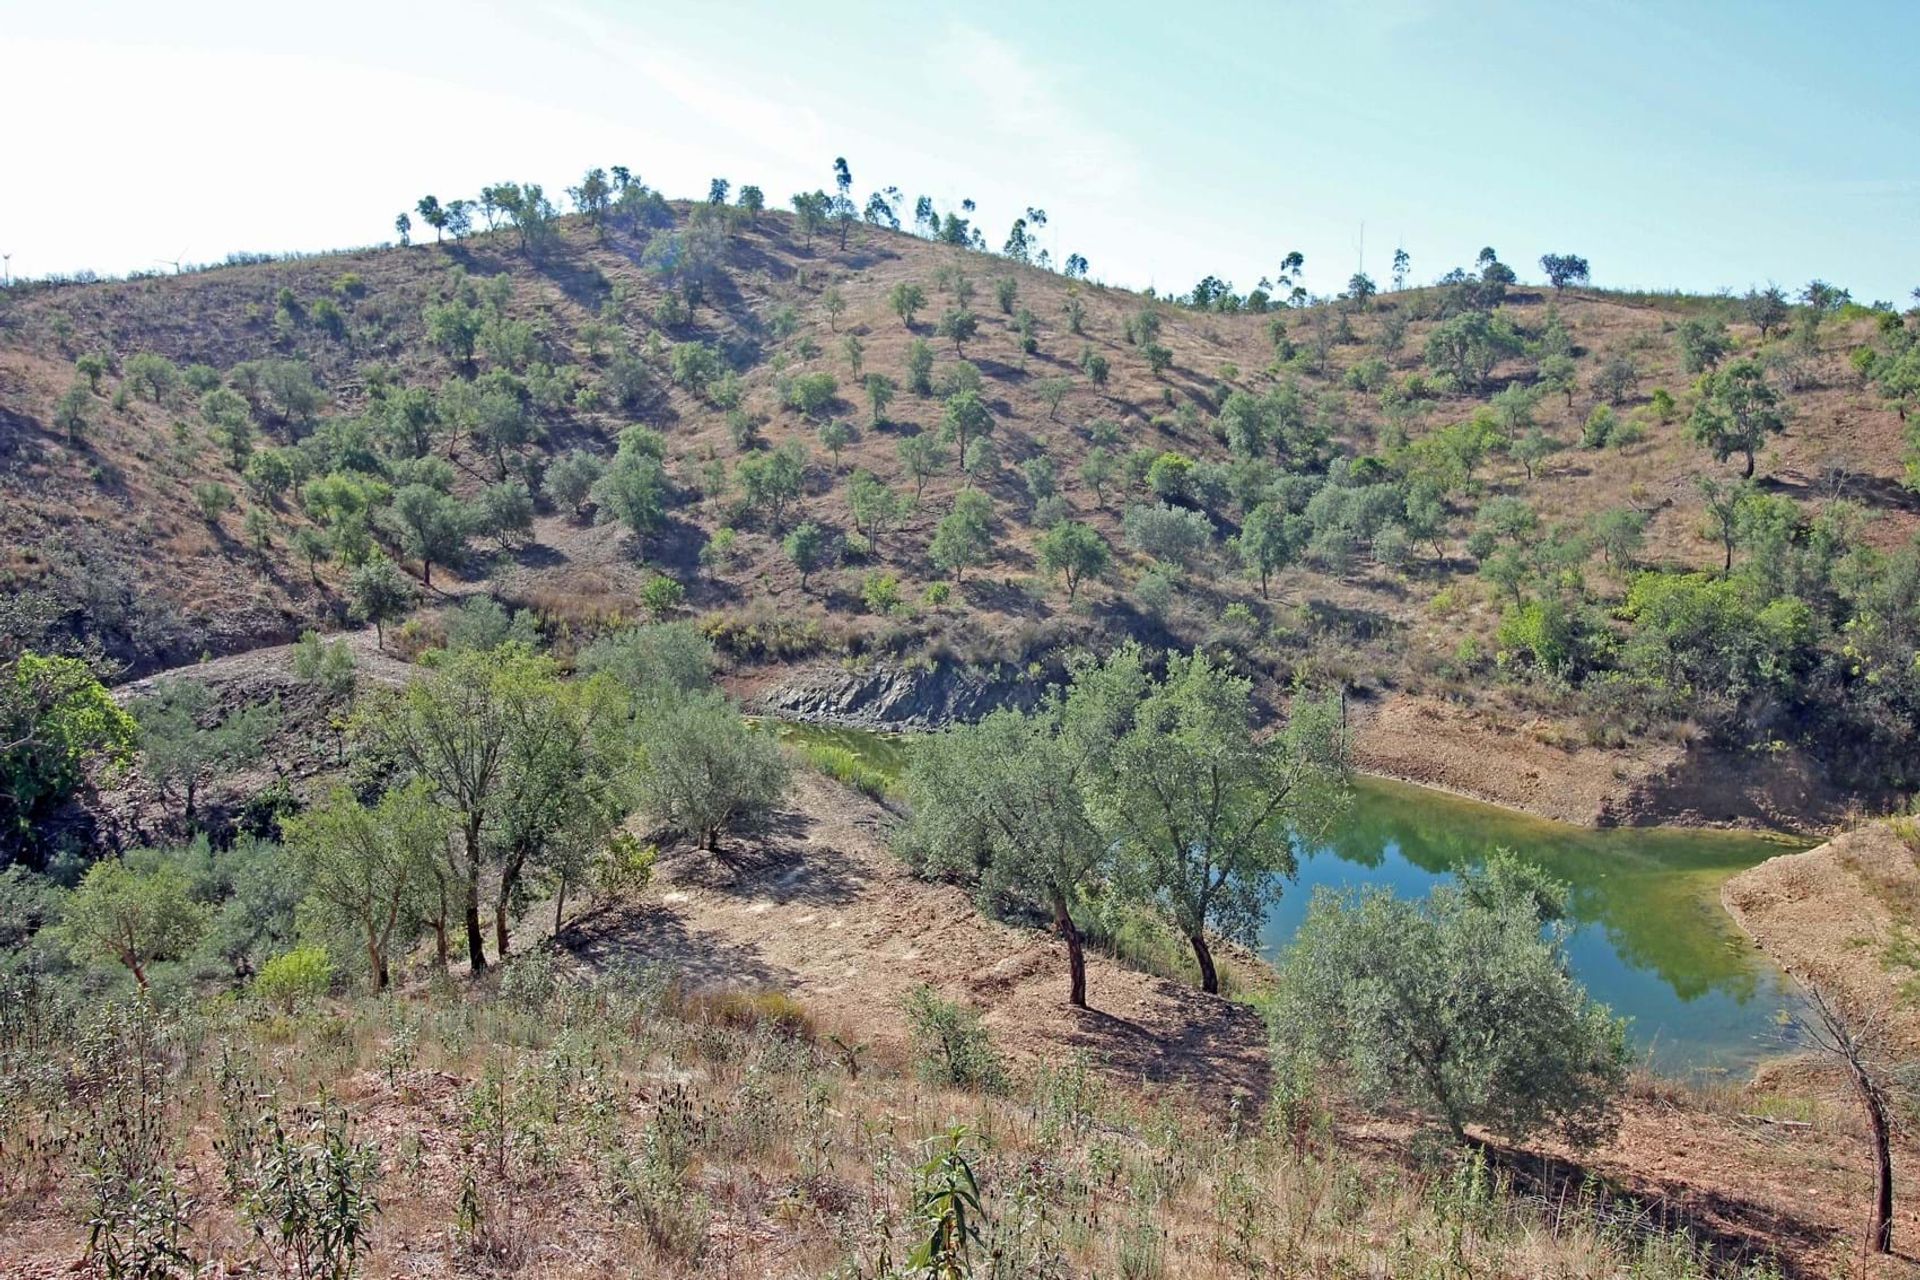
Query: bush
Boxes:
[
  {"xmin": 251, "ymin": 946, "xmax": 333, "ymax": 1011},
  {"xmin": 1272, "ymin": 853, "xmax": 1628, "ymax": 1146},
  {"xmin": 900, "ymin": 985, "xmax": 1006, "ymax": 1091},
  {"xmin": 791, "ymin": 741, "xmax": 891, "ymax": 801}
]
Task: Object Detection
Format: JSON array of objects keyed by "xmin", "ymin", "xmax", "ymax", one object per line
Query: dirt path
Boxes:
[{"xmin": 566, "ymin": 771, "xmax": 1272, "ymax": 1109}]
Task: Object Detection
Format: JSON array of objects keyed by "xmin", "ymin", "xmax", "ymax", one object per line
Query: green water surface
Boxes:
[{"xmin": 777, "ymin": 721, "xmax": 1811, "ymax": 1074}]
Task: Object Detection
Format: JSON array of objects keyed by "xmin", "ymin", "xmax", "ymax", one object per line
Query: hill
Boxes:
[{"xmin": 3, "ymin": 184, "xmax": 1917, "ymax": 826}]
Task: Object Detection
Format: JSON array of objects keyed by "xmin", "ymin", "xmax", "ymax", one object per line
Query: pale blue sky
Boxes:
[{"xmin": 5, "ymin": 0, "xmax": 1915, "ymax": 301}]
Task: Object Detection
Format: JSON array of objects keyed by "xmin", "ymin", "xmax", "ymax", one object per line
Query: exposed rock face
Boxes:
[{"xmin": 750, "ymin": 662, "xmax": 1040, "ymax": 730}]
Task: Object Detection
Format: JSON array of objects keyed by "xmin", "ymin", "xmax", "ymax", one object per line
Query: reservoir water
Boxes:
[{"xmin": 776, "ymin": 722, "xmax": 1811, "ymax": 1075}]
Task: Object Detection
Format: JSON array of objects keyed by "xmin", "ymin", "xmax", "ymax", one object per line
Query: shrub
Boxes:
[
  {"xmin": 251, "ymin": 945, "xmax": 334, "ymax": 1011},
  {"xmin": 900, "ymin": 985, "xmax": 1006, "ymax": 1091}
]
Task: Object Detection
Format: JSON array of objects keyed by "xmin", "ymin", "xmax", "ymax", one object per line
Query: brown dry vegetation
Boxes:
[
  {"xmin": 2, "ymin": 206, "xmax": 1912, "ymax": 825},
  {"xmin": 6, "ymin": 765, "xmax": 1918, "ymax": 1279}
]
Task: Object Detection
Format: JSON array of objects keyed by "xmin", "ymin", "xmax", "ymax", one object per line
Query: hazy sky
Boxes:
[{"xmin": 5, "ymin": 0, "xmax": 1916, "ymax": 301}]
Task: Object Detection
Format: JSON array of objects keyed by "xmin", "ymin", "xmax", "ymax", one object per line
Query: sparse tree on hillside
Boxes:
[
  {"xmin": 938, "ymin": 309, "xmax": 979, "ymax": 355},
  {"xmin": 737, "ymin": 185, "xmax": 765, "ymax": 218},
  {"xmin": 1273, "ymin": 852, "xmax": 1629, "ymax": 1145},
  {"xmin": 897, "ymin": 432, "xmax": 947, "ymax": 500},
  {"xmin": 394, "ymin": 212, "xmax": 411, "ymax": 247},
  {"xmin": 1037, "ymin": 521, "xmax": 1108, "ymax": 603},
  {"xmin": 544, "ymin": 449, "xmax": 605, "ymax": 520},
  {"xmin": 848, "ymin": 469, "xmax": 907, "ymax": 548},
  {"xmin": 1676, "ymin": 316, "xmax": 1733, "ymax": 374},
  {"xmin": 387, "ymin": 483, "xmax": 469, "ymax": 588},
  {"xmin": 1238, "ymin": 501, "xmax": 1306, "ymax": 597},
  {"xmin": 929, "ymin": 490, "xmax": 995, "ymax": 581},
  {"xmin": 1345, "ymin": 273, "xmax": 1377, "ymax": 310},
  {"xmin": 1689, "ymin": 357, "xmax": 1788, "ymax": 478},
  {"xmin": 940, "ymin": 389, "xmax": 994, "ymax": 460},
  {"xmin": 591, "ymin": 427, "xmax": 670, "ymax": 556},
  {"xmin": 864, "ymin": 372, "xmax": 896, "ymax": 426},
  {"xmin": 791, "ymin": 190, "xmax": 831, "ymax": 248},
  {"xmin": 1745, "ymin": 284, "xmax": 1791, "ymax": 340},
  {"xmin": 1391, "ymin": 247, "xmax": 1411, "ymax": 291},
  {"xmin": 823, "ymin": 286, "xmax": 847, "ymax": 331},
  {"xmin": 708, "ymin": 178, "xmax": 731, "ymax": 204},
  {"xmin": 349, "ymin": 556, "xmax": 414, "ymax": 649},
  {"xmin": 415, "ymin": 195, "xmax": 448, "ymax": 243},
  {"xmin": 890, "ymin": 281, "xmax": 928, "ymax": 328},
  {"xmin": 819, "ymin": 419, "xmax": 854, "ymax": 470},
  {"xmin": 1539, "ymin": 253, "xmax": 1591, "ymax": 290},
  {"xmin": 1035, "ymin": 376, "xmax": 1071, "ymax": 421},
  {"xmin": 782, "ymin": 521, "xmax": 831, "ymax": 590},
  {"xmin": 134, "ymin": 679, "xmax": 278, "ymax": 825}
]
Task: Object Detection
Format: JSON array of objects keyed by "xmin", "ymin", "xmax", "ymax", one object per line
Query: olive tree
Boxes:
[
  {"xmin": 284, "ymin": 781, "xmax": 450, "ymax": 990},
  {"xmin": 133, "ymin": 679, "xmax": 278, "ymax": 825},
  {"xmin": 633, "ymin": 690, "xmax": 788, "ymax": 852},
  {"xmin": 900, "ymin": 705, "xmax": 1107, "ymax": 1006},
  {"xmin": 1089, "ymin": 648, "xmax": 1349, "ymax": 994},
  {"xmin": 57, "ymin": 853, "xmax": 208, "ymax": 990},
  {"xmin": 1271, "ymin": 852, "xmax": 1629, "ymax": 1146},
  {"xmin": 1689, "ymin": 357, "xmax": 1788, "ymax": 478},
  {"xmin": 1036, "ymin": 521, "xmax": 1108, "ymax": 603}
]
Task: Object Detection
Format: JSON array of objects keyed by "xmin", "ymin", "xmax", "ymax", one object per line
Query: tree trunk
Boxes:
[
  {"xmin": 434, "ymin": 919, "xmax": 448, "ymax": 969},
  {"xmin": 494, "ymin": 899, "xmax": 511, "ymax": 960},
  {"xmin": 1053, "ymin": 894, "xmax": 1087, "ymax": 1008},
  {"xmin": 368, "ymin": 940, "xmax": 388, "ymax": 993},
  {"xmin": 1190, "ymin": 933, "xmax": 1220, "ymax": 995},
  {"xmin": 553, "ymin": 879, "xmax": 568, "ymax": 935},
  {"xmin": 1742, "ymin": 450, "xmax": 1756, "ymax": 479},
  {"xmin": 462, "ymin": 818, "xmax": 487, "ymax": 971},
  {"xmin": 1850, "ymin": 1060, "xmax": 1896, "ymax": 1253},
  {"xmin": 423, "ymin": 558, "xmax": 433, "ymax": 589}
]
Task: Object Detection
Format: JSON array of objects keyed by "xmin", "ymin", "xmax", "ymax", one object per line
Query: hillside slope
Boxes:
[{"xmin": 3, "ymin": 198, "xmax": 1914, "ymax": 824}]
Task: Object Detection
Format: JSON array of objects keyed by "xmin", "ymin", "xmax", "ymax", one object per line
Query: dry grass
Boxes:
[{"xmin": 0, "ymin": 972, "xmax": 1812, "ymax": 1280}]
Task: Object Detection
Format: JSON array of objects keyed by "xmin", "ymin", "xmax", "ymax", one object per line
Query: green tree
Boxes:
[
  {"xmin": 1237, "ymin": 501, "xmax": 1306, "ymax": 597},
  {"xmin": 591, "ymin": 427, "xmax": 670, "ymax": 555},
  {"xmin": 1272, "ymin": 853, "xmax": 1629, "ymax": 1146},
  {"xmin": 890, "ymin": 281, "xmax": 928, "ymax": 328},
  {"xmin": 54, "ymin": 382, "xmax": 92, "ymax": 443},
  {"xmin": 930, "ymin": 490, "xmax": 995, "ymax": 580},
  {"xmin": 1077, "ymin": 447, "xmax": 1119, "ymax": 508},
  {"xmin": 1538, "ymin": 253, "xmax": 1591, "ymax": 291},
  {"xmin": 2, "ymin": 653, "xmax": 137, "ymax": 853},
  {"xmin": 351, "ymin": 645, "xmax": 574, "ymax": 970},
  {"xmin": 634, "ymin": 690, "xmax": 789, "ymax": 852},
  {"xmin": 939, "ymin": 389, "xmax": 994, "ymax": 460},
  {"xmin": 387, "ymin": 483, "xmax": 468, "ymax": 588},
  {"xmin": 788, "ymin": 371, "xmax": 839, "ymax": 418},
  {"xmin": 426, "ymin": 300, "xmax": 483, "ymax": 371},
  {"xmin": 906, "ymin": 338, "xmax": 936, "ymax": 395},
  {"xmin": 544, "ymin": 449, "xmax": 605, "ymax": 519},
  {"xmin": 736, "ymin": 440, "xmax": 806, "ymax": 529},
  {"xmin": 1035, "ymin": 377, "xmax": 1071, "ymax": 421},
  {"xmin": 1591, "ymin": 508, "xmax": 1647, "ymax": 569},
  {"xmin": 124, "ymin": 353, "xmax": 179, "ymax": 403},
  {"xmin": 1676, "ymin": 316, "xmax": 1732, "ymax": 373},
  {"xmin": 847, "ymin": 469, "xmax": 906, "ymax": 548},
  {"xmin": 1423, "ymin": 312, "xmax": 1518, "ymax": 391},
  {"xmin": 864, "ymin": 372, "xmax": 897, "ymax": 426},
  {"xmin": 1091, "ymin": 649, "xmax": 1349, "ymax": 994},
  {"xmin": 1036, "ymin": 521, "xmax": 1108, "ymax": 603},
  {"xmin": 284, "ymin": 782, "xmax": 450, "ymax": 990},
  {"xmin": 937, "ymin": 309, "xmax": 979, "ymax": 355},
  {"xmin": 1745, "ymin": 284, "xmax": 1790, "ymax": 340},
  {"xmin": 900, "ymin": 705, "xmax": 1108, "ymax": 1006},
  {"xmin": 57, "ymin": 853, "xmax": 209, "ymax": 990},
  {"xmin": 897, "ymin": 432, "xmax": 948, "ymax": 500},
  {"xmin": 1689, "ymin": 357, "xmax": 1788, "ymax": 478},
  {"xmin": 782, "ymin": 521, "xmax": 832, "ymax": 589},
  {"xmin": 133, "ymin": 679, "xmax": 278, "ymax": 825},
  {"xmin": 348, "ymin": 556, "xmax": 414, "ymax": 649},
  {"xmin": 819, "ymin": 419, "xmax": 854, "ymax": 469}
]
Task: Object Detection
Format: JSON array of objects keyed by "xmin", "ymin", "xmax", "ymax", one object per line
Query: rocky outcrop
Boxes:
[{"xmin": 749, "ymin": 661, "xmax": 1041, "ymax": 730}]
